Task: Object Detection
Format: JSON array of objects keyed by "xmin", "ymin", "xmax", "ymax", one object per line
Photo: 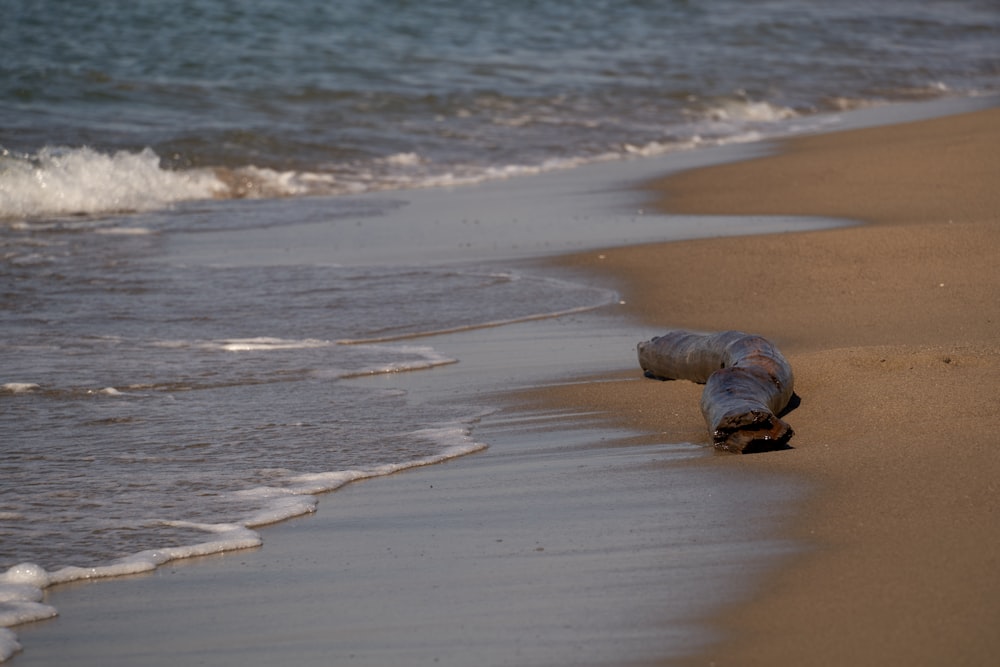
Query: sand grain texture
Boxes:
[
  {"xmin": 10, "ymin": 107, "xmax": 998, "ymax": 667},
  {"xmin": 547, "ymin": 108, "xmax": 1000, "ymax": 665}
]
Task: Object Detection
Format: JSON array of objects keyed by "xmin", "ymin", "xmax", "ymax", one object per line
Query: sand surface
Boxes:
[
  {"xmin": 544, "ymin": 107, "xmax": 1000, "ymax": 664},
  {"xmin": 12, "ymin": 314, "xmax": 806, "ymax": 667},
  {"xmin": 9, "ymin": 106, "xmax": 998, "ymax": 667}
]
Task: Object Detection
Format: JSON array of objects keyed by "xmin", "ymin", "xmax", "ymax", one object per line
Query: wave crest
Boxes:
[
  {"xmin": 0, "ymin": 96, "xmax": 813, "ymax": 224},
  {"xmin": 0, "ymin": 146, "xmax": 225, "ymax": 221}
]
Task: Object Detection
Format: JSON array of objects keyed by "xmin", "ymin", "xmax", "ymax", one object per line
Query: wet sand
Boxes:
[
  {"xmin": 8, "ymin": 105, "xmax": 998, "ymax": 666},
  {"xmin": 10, "ymin": 313, "xmax": 806, "ymax": 667},
  {"xmin": 545, "ymin": 107, "xmax": 1000, "ymax": 664}
]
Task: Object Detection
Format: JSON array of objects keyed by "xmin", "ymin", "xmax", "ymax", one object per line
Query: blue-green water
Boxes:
[
  {"xmin": 3, "ymin": 0, "xmax": 997, "ymax": 217},
  {"xmin": 0, "ymin": 1, "xmax": 997, "ymax": 661}
]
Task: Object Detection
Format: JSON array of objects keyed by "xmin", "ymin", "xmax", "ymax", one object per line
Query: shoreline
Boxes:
[
  {"xmin": 543, "ymin": 107, "xmax": 1000, "ymax": 664},
  {"xmin": 6, "ymin": 102, "xmax": 997, "ymax": 666}
]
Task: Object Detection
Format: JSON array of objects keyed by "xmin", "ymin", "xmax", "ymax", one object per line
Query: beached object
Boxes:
[{"xmin": 637, "ymin": 330, "xmax": 795, "ymax": 453}]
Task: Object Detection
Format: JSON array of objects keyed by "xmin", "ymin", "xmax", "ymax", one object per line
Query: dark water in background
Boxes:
[
  {"xmin": 0, "ymin": 0, "xmax": 998, "ymax": 655},
  {"xmin": 2, "ymin": 0, "xmax": 997, "ymax": 216}
]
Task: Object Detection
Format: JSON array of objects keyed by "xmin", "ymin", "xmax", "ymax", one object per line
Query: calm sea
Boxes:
[
  {"xmin": 1, "ymin": 0, "xmax": 998, "ymax": 658},
  {"xmin": 3, "ymin": 0, "xmax": 997, "ymax": 216}
]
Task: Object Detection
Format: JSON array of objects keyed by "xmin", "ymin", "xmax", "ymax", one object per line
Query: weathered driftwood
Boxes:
[{"xmin": 637, "ymin": 330, "xmax": 795, "ymax": 454}]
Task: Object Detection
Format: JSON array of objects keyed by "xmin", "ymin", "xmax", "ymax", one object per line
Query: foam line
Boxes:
[{"xmin": 337, "ymin": 301, "xmax": 613, "ymax": 345}]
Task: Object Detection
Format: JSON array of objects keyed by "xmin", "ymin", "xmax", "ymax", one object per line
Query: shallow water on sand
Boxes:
[{"xmin": 2, "ymin": 0, "xmax": 997, "ymax": 655}]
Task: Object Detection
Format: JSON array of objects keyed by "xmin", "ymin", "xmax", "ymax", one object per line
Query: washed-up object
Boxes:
[{"xmin": 638, "ymin": 330, "xmax": 795, "ymax": 453}]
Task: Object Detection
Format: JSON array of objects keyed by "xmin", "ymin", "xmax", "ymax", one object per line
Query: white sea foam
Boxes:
[
  {"xmin": 0, "ymin": 564, "xmax": 58, "ymax": 661},
  {"xmin": 0, "ymin": 146, "xmax": 224, "ymax": 220},
  {"xmin": 337, "ymin": 300, "xmax": 616, "ymax": 346},
  {"xmin": 0, "ymin": 522, "xmax": 262, "ymax": 660},
  {"xmin": 0, "ymin": 629, "xmax": 22, "ymax": 662},
  {"xmin": 334, "ymin": 344, "xmax": 458, "ymax": 377},
  {"xmin": 701, "ymin": 98, "xmax": 799, "ymax": 123},
  {"xmin": 0, "ymin": 101, "xmax": 810, "ymax": 226},
  {"xmin": 407, "ymin": 155, "xmax": 601, "ymax": 191},
  {"xmin": 233, "ymin": 487, "xmax": 320, "ymax": 528},
  {"xmin": 217, "ymin": 150, "xmax": 613, "ymax": 201},
  {"xmin": 0, "ymin": 563, "xmax": 49, "ymax": 588},
  {"xmin": 380, "ymin": 152, "xmax": 423, "ymax": 167},
  {"xmin": 214, "ymin": 337, "xmax": 333, "ymax": 352},
  {"xmin": 94, "ymin": 226, "xmax": 154, "ymax": 235},
  {"xmin": 39, "ymin": 523, "xmax": 263, "ymax": 588},
  {"xmin": 339, "ymin": 356, "xmax": 459, "ymax": 377},
  {"xmin": 0, "ymin": 383, "xmax": 40, "ymax": 394},
  {"xmin": 0, "ymin": 585, "xmax": 44, "ymax": 605},
  {"xmin": 0, "ymin": 415, "xmax": 488, "ymax": 660},
  {"xmin": 151, "ymin": 337, "xmax": 334, "ymax": 352},
  {"xmin": 283, "ymin": 421, "xmax": 488, "ymax": 496},
  {"xmin": 0, "ymin": 596, "xmax": 57, "ymax": 628},
  {"xmin": 216, "ymin": 165, "xmax": 343, "ymax": 198},
  {"xmin": 220, "ymin": 420, "xmax": 491, "ymax": 533}
]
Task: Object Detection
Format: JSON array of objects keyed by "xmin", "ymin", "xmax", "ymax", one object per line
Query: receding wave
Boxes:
[
  {"xmin": 0, "ymin": 97, "xmax": 828, "ymax": 223},
  {"xmin": 337, "ymin": 301, "xmax": 615, "ymax": 345},
  {"xmin": 0, "ymin": 417, "xmax": 487, "ymax": 660},
  {"xmin": 3, "ymin": 88, "xmax": 949, "ymax": 226}
]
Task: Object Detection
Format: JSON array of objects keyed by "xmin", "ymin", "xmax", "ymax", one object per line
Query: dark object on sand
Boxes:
[{"xmin": 637, "ymin": 330, "xmax": 795, "ymax": 453}]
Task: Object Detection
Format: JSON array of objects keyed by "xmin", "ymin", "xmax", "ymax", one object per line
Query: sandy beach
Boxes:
[
  {"xmin": 545, "ymin": 107, "xmax": 1000, "ymax": 664},
  {"xmin": 7, "ymin": 2, "xmax": 1000, "ymax": 664},
  {"xmin": 8, "ymin": 105, "xmax": 998, "ymax": 666}
]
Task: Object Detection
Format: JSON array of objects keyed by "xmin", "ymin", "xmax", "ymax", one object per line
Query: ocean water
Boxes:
[
  {"xmin": 3, "ymin": 0, "xmax": 998, "ymax": 218},
  {"xmin": 1, "ymin": 0, "xmax": 998, "ymax": 660}
]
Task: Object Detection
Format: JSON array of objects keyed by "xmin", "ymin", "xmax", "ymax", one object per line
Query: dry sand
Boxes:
[
  {"xmin": 10, "ymin": 106, "xmax": 997, "ymax": 667},
  {"xmin": 542, "ymin": 107, "xmax": 1000, "ymax": 664}
]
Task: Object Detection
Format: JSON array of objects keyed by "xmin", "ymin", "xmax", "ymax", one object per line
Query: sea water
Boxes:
[
  {"xmin": 2, "ymin": 0, "xmax": 998, "ymax": 660},
  {"xmin": 3, "ymin": 0, "xmax": 998, "ymax": 219}
]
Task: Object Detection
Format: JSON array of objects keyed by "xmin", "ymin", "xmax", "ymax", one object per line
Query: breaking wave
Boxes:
[{"xmin": 0, "ymin": 146, "xmax": 224, "ymax": 221}]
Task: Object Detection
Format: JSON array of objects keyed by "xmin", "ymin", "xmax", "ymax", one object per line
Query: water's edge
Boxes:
[{"xmin": 3, "ymin": 95, "xmax": 995, "ymax": 664}]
